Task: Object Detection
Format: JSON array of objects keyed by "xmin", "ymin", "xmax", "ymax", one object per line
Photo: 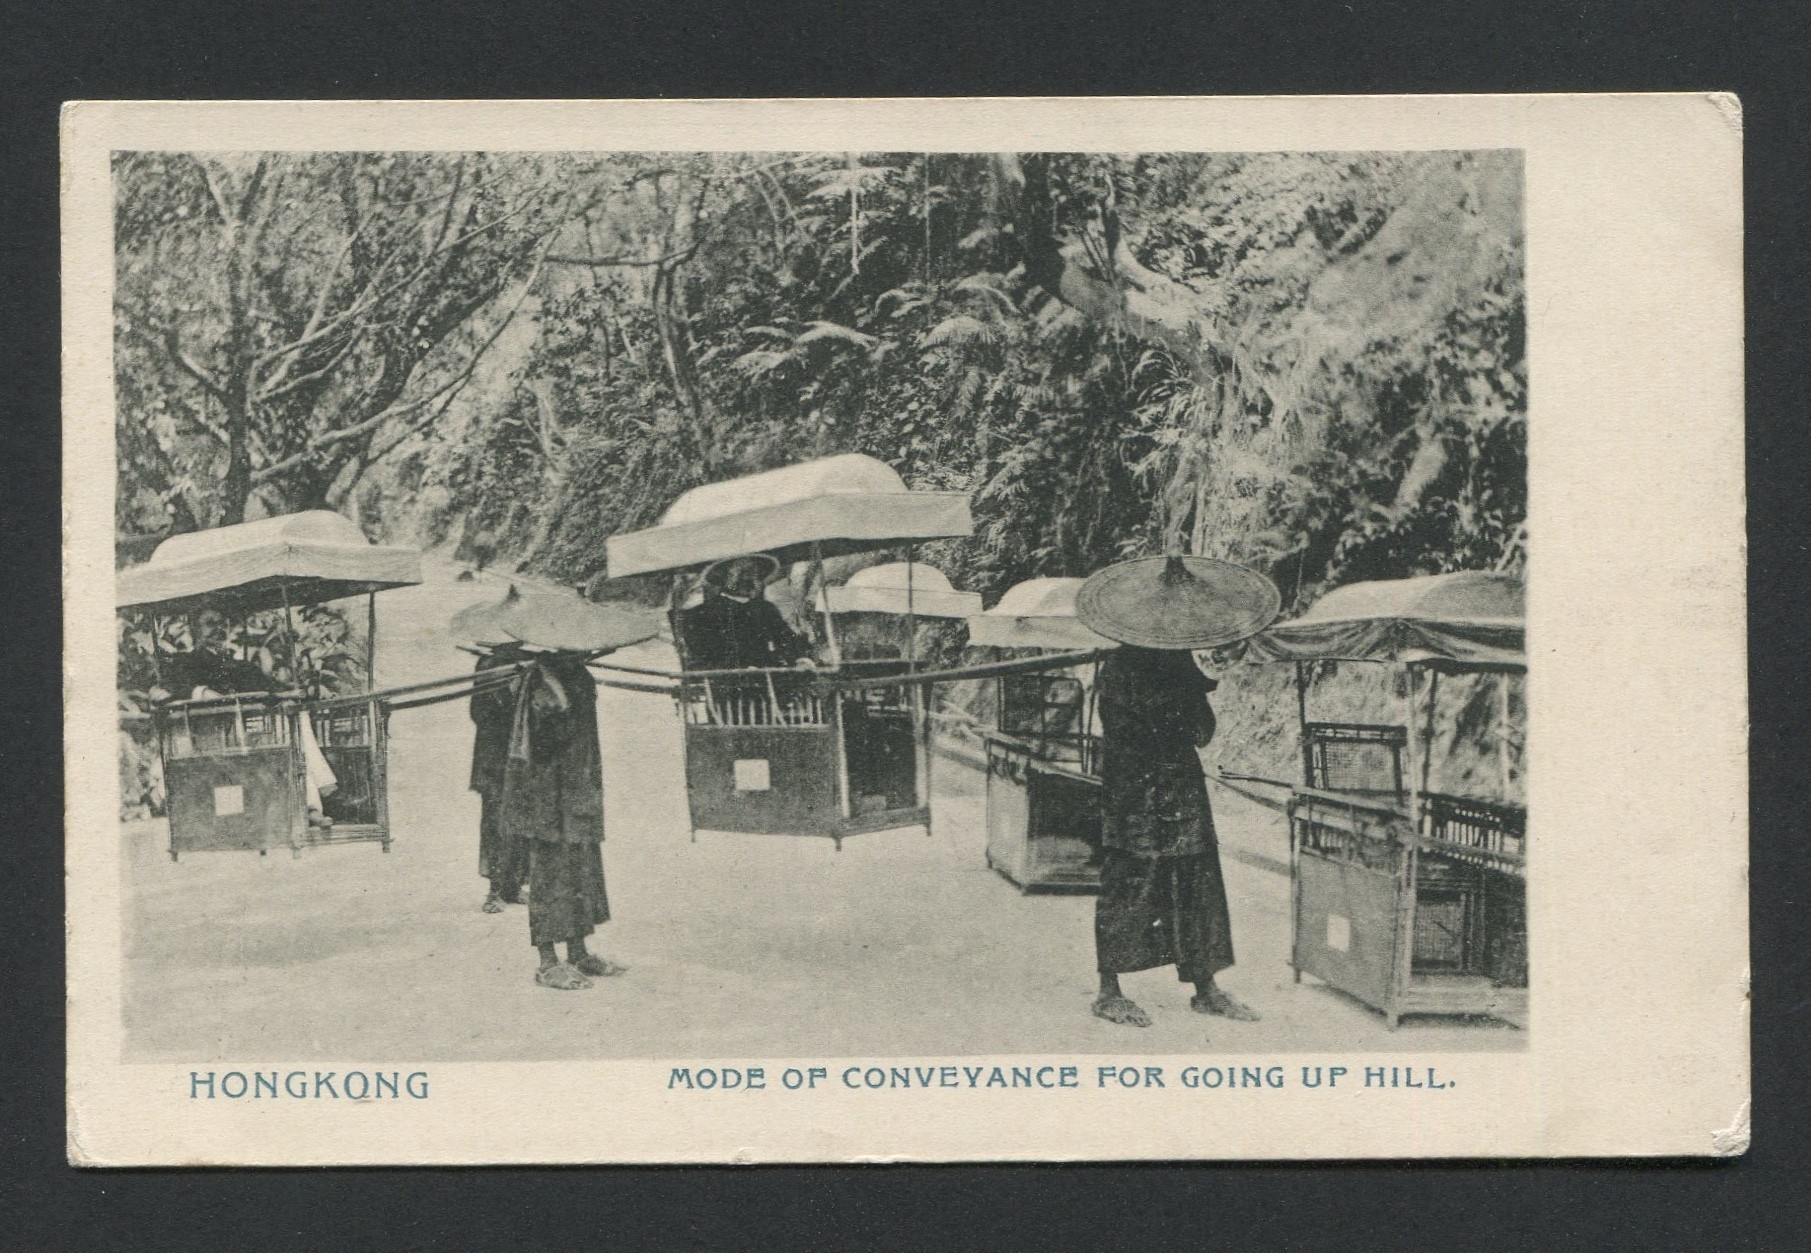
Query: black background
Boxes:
[{"xmin": 3, "ymin": 2, "xmax": 1805, "ymax": 1248}]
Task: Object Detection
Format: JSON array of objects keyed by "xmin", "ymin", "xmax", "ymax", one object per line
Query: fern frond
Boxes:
[
  {"xmin": 921, "ymin": 315, "xmax": 999, "ymax": 351},
  {"xmin": 794, "ymin": 320, "xmax": 879, "ymax": 352}
]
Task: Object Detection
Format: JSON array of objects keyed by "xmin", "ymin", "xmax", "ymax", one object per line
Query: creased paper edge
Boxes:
[{"xmin": 1710, "ymin": 1098, "xmax": 1750, "ymax": 1157}]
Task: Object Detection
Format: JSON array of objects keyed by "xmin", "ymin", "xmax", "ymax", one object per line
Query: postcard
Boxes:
[{"xmin": 64, "ymin": 95, "xmax": 1747, "ymax": 1163}]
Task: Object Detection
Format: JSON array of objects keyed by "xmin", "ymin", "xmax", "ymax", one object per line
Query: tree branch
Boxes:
[
  {"xmin": 252, "ymin": 228, "xmax": 556, "ymax": 483},
  {"xmin": 194, "ymin": 158, "xmax": 237, "ymax": 228},
  {"xmin": 427, "ymin": 156, "xmax": 466, "ymax": 258},
  {"xmin": 546, "ymin": 252, "xmax": 678, "ymax": 268},
  {"xmin": 252, "ymin": 217, "xmax": 372, "ymax": 395},
  {"xmin": 256, "ymin": 332, "xmax": 362, "ymax": 403},
  {"xmin": 140, "ymin": 319, "xmax": 231, "ymax": 407}
]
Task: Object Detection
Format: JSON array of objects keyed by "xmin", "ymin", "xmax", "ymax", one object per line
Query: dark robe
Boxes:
[
  {"xmin": 679, "ymin": 591, "xmax": 808, "ymax": 670},
  {"xmin": 469, "ymin": 649, "xmax": 527, "ymax": 898},
  {"xmin": 161, "ymin": 647, "xmax": 280, "ymax": 698},
  {"xmin": 1093, "ymin": 646, "xmax": 1235, "ymax": 983},
  {"xmin": 500, "ymin": 654, "xmax": 610, "ymax": 946},
  {"xmin": 680, "ymin": 590, "xmax": 815, "ymax": 725}
]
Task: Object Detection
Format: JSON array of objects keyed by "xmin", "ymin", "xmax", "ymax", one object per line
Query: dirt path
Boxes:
[{"xmin": 121, "ymin": 558, "xmax": 1522, "ymax": 1061}]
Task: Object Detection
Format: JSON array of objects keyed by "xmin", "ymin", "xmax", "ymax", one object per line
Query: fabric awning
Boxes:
[
  {"xmin": 820, "ymin": 561, "xmax": 982, "ymax": 619},
  {"xmin": 605, "ymin": 453, "xmax": 973, "ymax": 578},
  {"xmin": 967, "ymin": 577, "xmax": 1118, "ymax": 652},
  {"xmin": 116, "ymin": 511, "xmax": 423, "ymax": 615},
  {"xmin": 1246, "ymin": 570, "xmax": 1524, "ymax": 670}
]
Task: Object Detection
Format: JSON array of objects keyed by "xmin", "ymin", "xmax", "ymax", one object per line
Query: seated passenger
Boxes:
[
  {"xmin": 155, "ymin": 608, "xmax": 340, "ymax": 827},
  {"xmin": 680, "ymin": 555, "xmax": 814, "ymax": 671},
  {"xmin": 679, "ymin": 556, "xmax": 817, "ymax": 725}
]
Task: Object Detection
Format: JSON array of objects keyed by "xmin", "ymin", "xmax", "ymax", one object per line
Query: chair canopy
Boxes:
[
  {"xmin": 967, "ymin": 577, "xmax": 1117, "ymax": 652},
  {"xmin": 116, "ymin": 511, "xmax": 422, "ymax": 615},
  {"xmin": 1247, "ymin": 571, "xmax": 1524, "ymax": 671},
  {"xmin": 605, "ymin": 453, "xmax": 972, "ymax": 578},
  {"xmin": 820, "ymin": 561, "xmax": 982, "ymax": 619}
]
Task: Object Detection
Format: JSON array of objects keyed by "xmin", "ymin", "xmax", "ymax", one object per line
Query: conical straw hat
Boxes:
[
  {"xmin": 495, "ymin": 586, "xmax": 661, "ymax": 653},
  {"xmin": 449, "ymin": 584, "xmax": 525, "ymax": 647},
  {"xmin": 1076, "ymin": 555, "xmax": 1280, "ymax": 650}
]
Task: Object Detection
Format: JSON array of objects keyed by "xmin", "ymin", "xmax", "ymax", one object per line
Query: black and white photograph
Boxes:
[
  {"xmin": 62, "ymin": 97, "xmax": 1745, "ymax": 1163},
  {"xmin": 110, "ymin": 143, "xmax": 1529, "ymax": 1058}
]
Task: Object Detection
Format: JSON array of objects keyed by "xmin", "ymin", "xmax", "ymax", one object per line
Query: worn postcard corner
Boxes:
[{"xmin": 62, "ymin": 94, "xmax": 1745, "ymax": 1165}]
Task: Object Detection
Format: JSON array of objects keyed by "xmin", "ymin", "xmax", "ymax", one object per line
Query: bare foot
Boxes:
[
  {"xmin": 1091, "ymin": 994, "xmax": 1152, "ymax": 1027},
  {"xmin": 571, "ymin": 954, "xmax": 627, "ymax": 978},
  {"xmin": 1191, "ymin": 987, "xmax": 1260, "ymax": 1021},
  {"xmin": 535, "ymin": 962, "xmax": 592, "ymax": 991},
  {"xmin": 482, "ymin": 893, "xmax": 505, "ymax": 914}
]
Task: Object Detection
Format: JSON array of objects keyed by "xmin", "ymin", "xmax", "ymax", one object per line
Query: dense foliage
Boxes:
[
  {"xmin": 398, "ymin": 151, "xmax": 1524, "ymax": 610},
  {"xmin": 116, "ymin": 150, "xmax": 1526, "ymax": 812},
  {"xmin": 118, "ymin": 149, "xmax": 1524, "ymax": 607},
  {"xmin": 114, "ymin": 152, "xmax": 562, "ymax": 531}
]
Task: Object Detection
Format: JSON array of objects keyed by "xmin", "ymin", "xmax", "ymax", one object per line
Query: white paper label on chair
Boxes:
[
  {"xmin": 733, "ymin": 759, "xmax": 771, "ymax": 791},
  {"xmin": 1326, "ymin": 914, "xmax": 1351, "ymax": 953},
  {"xmin": 212, "ymin": 785, "xmax": 245, "ymax": 816}
]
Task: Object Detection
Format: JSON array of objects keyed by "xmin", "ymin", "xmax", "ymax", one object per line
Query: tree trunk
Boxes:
[
  {"xmin": 209, "ymin": 156, "xmax": 272, "ymax": 526},
  {"xmin": 217, "ymin": 411, "xmax": 252, "ymax": 524},
  {"xmin": 651, "ymin": 262, "xmax": 713, "ymax": 471},
  {"xmin": 216, "ymin": 316, "xmax": 256, "ymax": 523},
  {"xmin": 216, "ymin": 259, "xmax": 255, "ymax": 525}
]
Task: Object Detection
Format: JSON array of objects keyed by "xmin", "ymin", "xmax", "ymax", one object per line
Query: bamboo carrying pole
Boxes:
[
  {"xmin": 815, "ymin": 540, "xmax": 852, "ymax": 820},
  {"xmin": 277, "ymin": 582, "xmax": 303, "ymax": 695},
  {"xmin": 1387, "ymin": 664, "xmax": 1430, "ymax": 1020},
  {"xmin": 668, "ymin": 572, "xmax": 692, "ymax": 671},
  {"xmin": 1497, "ymin": 672, "xmax": 1513, "ymax": 798},
  {"xmin": 146, "ymin": 611, "xmax": 166, "ymax": 689},
  {"xmin": 366, "ymin": 592, "xmax": 379, "ymax": 693},
  {"xmin": 305, "ymin": 662, "xmax": 531, "ymax": 712},
  {"xmin": 1295, "ymin": 661, "xmax": 1313, "ymax": 786},
  {"xmin": 1400, "ymin": 666, "xmax": 1424, "ymax": 831},
  {"xmin": 905, "ymin": 542, "xmax": 929, "ymax": 812},
  {"xmin": 904, "ymin": 543, "xmax": 918, "ymax": 666},
  {"xmin": 382, "ymin": 673, "xmax": 526, "ymax": 712},
  {"xmin": 832, "ymin": 648, "xmax": 1110, "ymax": 691},
  {"xmin": 814, "ymin": 541, "xmax": 843, "ymax": 668},
  {"xmin": 589, "ymin": 656, "xmax": 912, "ymax": 681},
  {"xmin": 273, "ymin": 582, "xmax": 313, "ymax": 765},
  {"xmin": 1419, "ymin": 668, "xmax": 1440, "ymax": 824}
]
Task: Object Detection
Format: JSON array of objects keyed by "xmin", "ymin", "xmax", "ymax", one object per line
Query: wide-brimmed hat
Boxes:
[
  {"xmin": 495, "ymin": 586, "xmax": 661, "ymax": 653},
  {"xmin": 1076, "ymin": 554, "xmax": 1281, "ymax": 650},
  {"xmin": 701, "ymin": 553, "xmax": 782, "ymax": 588},
  {"xmin": 449, "ymin": 585, "xmax": 525, "ymax": 647}
]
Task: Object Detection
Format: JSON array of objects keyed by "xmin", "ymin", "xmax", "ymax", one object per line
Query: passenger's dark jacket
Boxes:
[
  {"xmin": 159, "ymin": 647, "xmax": 282, "ymax": 697},
  {"xmin": 679, "ymin": 591, "xmax": 809, "ymax": 670}
]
